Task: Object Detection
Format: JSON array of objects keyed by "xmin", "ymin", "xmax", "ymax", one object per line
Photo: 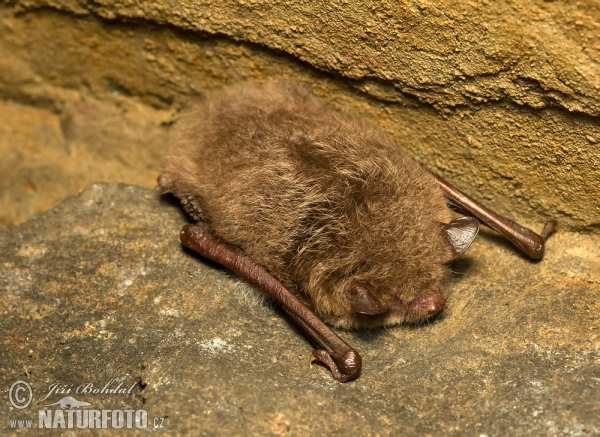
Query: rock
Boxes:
[
  {"xmin": 0, "ymin": 2, "xmax": 599, "ymax": 229},
  {"xmin": 1, "ymin": 183, "xmax": 598, "ymax": 434},
  {"xmin": 0, "ymin": 96, "xmax": 171, "ymax": 231}
]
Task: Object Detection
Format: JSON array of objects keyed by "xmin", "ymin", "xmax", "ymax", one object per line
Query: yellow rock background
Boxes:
[{"xmin": 0, "ymin": 1, "xmax": 598, "ymax": 231}]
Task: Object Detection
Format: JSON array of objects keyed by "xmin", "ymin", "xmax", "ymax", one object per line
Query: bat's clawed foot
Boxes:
[{"xmin": 310, "ymin": 349, "xmax": 362, "ymax": 382}]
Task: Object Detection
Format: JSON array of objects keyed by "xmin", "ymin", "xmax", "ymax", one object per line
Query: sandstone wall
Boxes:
[{"xmin": 0, "ymin": 1, "xmax": 598, "ymax": 231}]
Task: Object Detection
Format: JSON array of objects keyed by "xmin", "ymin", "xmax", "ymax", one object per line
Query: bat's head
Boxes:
[
  {"xmin": 344, "ymin": 216, "xmax": 479, "ymax": 328},
  {"xmin": 293, "ymin": 174, "xmax": 480, "ymax": 329}
]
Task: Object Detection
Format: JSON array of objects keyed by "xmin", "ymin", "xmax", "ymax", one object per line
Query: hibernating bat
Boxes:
[{"xmin": 158, "ymin": 81, "xmax": 556, "ymax": 382}]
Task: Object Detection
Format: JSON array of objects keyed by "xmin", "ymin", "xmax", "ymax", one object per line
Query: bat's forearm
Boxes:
[
  {"xmin": 431, "ymin": 173, "xmax": 556, "ymax": 260},
  {"xmin": 180, "ymin": 224, "xmax": 362, "ymax": 382}
]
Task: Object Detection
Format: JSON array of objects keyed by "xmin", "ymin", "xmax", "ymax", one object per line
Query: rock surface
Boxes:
[
  {"xmin": 1, "ymin": 184, "xmax": 598, "ymax": 434},
  {"xmin": 0, "ymin": 1, "xmax": 599, "ymax": 230}
]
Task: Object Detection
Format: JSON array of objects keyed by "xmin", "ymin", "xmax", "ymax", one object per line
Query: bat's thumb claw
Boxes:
[
  {"xmin": 310, "ymin": 349, "xmax": 362, "ymax": 383},
  {"xmin": 540, "ymin": 219, "xmax": 557, "ymax": 241}
]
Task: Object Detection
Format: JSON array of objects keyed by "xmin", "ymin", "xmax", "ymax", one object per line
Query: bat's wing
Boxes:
[
  {"xmin": 180, "ymin": 224, "xmax": 361, "ymax": 382},
  {"xmin": 431, "ymin": 172, "xmax": 556, "ymax": 260}
]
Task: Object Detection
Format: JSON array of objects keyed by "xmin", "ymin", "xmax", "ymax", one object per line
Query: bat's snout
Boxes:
[{"xmin": 407, "ymin": 288, "xmax": 446, "ymax": 318}]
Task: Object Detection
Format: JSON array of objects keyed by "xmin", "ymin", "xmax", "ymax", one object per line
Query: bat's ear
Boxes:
[
  {"xmin": 349, "ymin": 282, "xmax": 390, "ymax": 315},
  {"xmin": 438, "ymin": 217, "xmax": 479, "ymax": 261}
]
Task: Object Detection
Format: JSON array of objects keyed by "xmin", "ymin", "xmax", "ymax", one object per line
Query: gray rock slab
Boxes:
[{"xmin": 1, "ymin": 183, "xmax": 598, "ymax": 435}]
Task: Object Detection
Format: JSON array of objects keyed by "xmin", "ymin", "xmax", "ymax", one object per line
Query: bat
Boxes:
[{"xmin": 158, "ymin": 81, "xmax": 556, "ymax": 382}]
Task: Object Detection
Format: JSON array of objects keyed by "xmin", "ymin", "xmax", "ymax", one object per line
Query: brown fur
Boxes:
[{"xmin": 159, "ymin": 81, "xmax": 454, "ymax": 328}]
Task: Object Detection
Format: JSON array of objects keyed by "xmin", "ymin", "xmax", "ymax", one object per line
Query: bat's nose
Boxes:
[{"xmin": 407, "ymin": 288, "xmax": 446, "ymax": 318}]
